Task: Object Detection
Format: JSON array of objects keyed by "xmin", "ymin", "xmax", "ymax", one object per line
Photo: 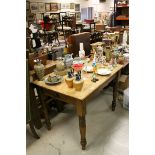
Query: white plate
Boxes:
[
  {"xmin": 83, "ymin": 66, "xmax": 93, "ymax": 72},
  {"xmin": 97, "ymin": 68, "xmax": 111, "ymax": 76}
]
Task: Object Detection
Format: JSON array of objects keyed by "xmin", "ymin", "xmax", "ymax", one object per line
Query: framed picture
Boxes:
[
  {"xmin": 26, "ymin": 1, "xmax": 30, "ymax": 12},
  {"xmin": 51, "ymin": 3, "xmax": 58, "ymax": 12},
  {"xmin": 76, "ymin": 12, "xmax": 81, "ymax": 20},
  {"xmin": 70, "ymin": 3, "xmax": 75, "ymax": 9},
  {"xmin": 61, "ymin": 3, "xmax": 70, "ymax": 9},
  {"xmin": 75, "ymin": 4, "xmax": 80, "ymax": 11},
  {"xmin": 58, "ymin": 3, "xmax": 61, "ymax": 10},
  {"xmin": 38, "ymin": 3, "xmax": 45, "ymax": 12},
  {"xmin": 45, "ymin": 3, "xmax": 51, "ymax": 12},
  {"xmin": 61, "ymin": 3, "xmax": 66, "ymax": 9},
  {"xmin": 66, "ymin": 3, "xmax": 70, "ymax": 9},
  {"xmin": 30, "ymin": 2, "xmax": 38, "ymax": 13}
]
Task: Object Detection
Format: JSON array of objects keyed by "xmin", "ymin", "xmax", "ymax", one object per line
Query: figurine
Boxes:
[
  {"xmin": 91, "ymin": 53, "xmax": 98, "ymax": 82},
  {"xmin": 65, "ymin": 70, "xmax": 75, "ymax": 88},
  {"xmin": 73, "ymin": 73, "xmax": 84, "ymax": 91},
  {"xmin": 96, "ymin": 46, "xmax": 106, "ymax": 64}
]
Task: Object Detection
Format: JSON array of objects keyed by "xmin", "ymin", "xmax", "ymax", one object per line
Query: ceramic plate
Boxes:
[
  {"xmin": 44, "ymin": 76, "xmax": 63, "ymax": 85},
  {"xmin": 83, "ymin": 66, "xmax": 93, "ymax": 72},
  {"xmin": 97, "ymin": 68, "xmax": 111, "ymax": 76}
]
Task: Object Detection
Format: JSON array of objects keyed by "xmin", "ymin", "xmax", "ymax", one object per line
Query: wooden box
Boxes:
[{"xmin": 29, "ymin": 53, "xmax": 48, "ymax": 70}]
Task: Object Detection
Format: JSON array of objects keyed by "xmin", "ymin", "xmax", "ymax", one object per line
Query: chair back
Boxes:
[{"xmin": 61, "ymin": 15, "xmax": 76, "ymax": 30}]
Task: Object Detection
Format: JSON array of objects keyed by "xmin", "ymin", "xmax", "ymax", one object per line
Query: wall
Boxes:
[{"xmin": 29, "ymin": 0, "xmax": 114, "ymax": 12}]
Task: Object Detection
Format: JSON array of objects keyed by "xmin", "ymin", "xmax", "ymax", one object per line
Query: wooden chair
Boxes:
[
  {"xmin": 57, "ymin": 15, "xmax": 76, "ymax": 44},
  {"xmin": 42, "ymin": 15, "xmax": 60, "ymax": 45},
  {"xmin": 26, "ymin": 59, "xmax": 40, "ymax": 139},
  {"xmin": 68, "ymin": 32, "xmax": 91, "ymax": 57}
]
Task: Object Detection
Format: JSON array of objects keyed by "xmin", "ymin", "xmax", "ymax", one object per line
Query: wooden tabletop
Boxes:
[{"xmin": 32, "ymin": 64, "xmax": 124, "ymax": 101}]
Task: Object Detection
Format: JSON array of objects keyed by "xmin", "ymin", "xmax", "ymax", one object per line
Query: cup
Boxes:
[{"xmin": 73, "ymin": 79, "xmax": 84, "ymax": 91}]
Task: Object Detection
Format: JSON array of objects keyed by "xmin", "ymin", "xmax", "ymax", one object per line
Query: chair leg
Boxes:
[
  {"xmin": 29, "ymin": 121, "xmax": 40, "ymax": 139},
  {"xmin": 55, "ymin": 32, "xmax": 60, "ymax": 45}
]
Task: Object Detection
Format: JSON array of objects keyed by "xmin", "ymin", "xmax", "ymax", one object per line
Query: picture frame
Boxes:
[
  {"xmin": 45, "ymin": 3, "xmax": 51, "ymax": 12},
  {"xmin": 66, "ymin": 3, "xmax": 70, "ymax": 9},
  {"xmin": 76, "ymin": 12, "xmax": 81, "ymax": 20},
  {"xmin": 58, "ymin": 3, "xmax": 61, "ymax": 10},
  {"xmin": 61, "ymin": 3, "xmax": 66, "ymax": 9},
  {"xmin": 61, "ymin": 3, "xmax": 70, "ymax": 9},
  {"xmin": 38, "ymin": 3, "xmax": 45, "ymax": 12},
  {"xmin": 30, "ymin": 2, "xmax": 38, "ymax": 13},
  {"xmin": 75, "ymin": 4, "xmax": 80, "ymax": 11},
  {"xmin": 50, "ymin": 3, "xmax": 58, "ymax": 12},
  {"xmin": 70, "ymin": 3, "xmax": 75, "ymax": 9}
]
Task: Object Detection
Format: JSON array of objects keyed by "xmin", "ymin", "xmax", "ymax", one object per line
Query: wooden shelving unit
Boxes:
[
  {"xmin": 116, "ymin": 16, "xmax": 129, "ymax": 21},
  {"xmin": 116, "ymin": 4, "xmax": 129, "ymax": 8},
  {"xmin": 114, "ymin": 0, "xmax": 129, "ymax": 27}
]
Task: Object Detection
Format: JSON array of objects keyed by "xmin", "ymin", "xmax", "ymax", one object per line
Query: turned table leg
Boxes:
[
  {"xmin": 112, "ymin": 71, "xmax": 121, "ymax": 111},
  {"xmin": 76, "ymin": 102, "xmax": 87, "ymax": 150},
  {"xmin": 79, "ymin": 116, "xmax": 87, "ymax": 150},
  {"xmin": 37, "ymin": 87, "xmax": 51, "ymax": 130}
]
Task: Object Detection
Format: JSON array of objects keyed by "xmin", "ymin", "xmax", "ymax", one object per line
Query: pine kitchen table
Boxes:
[{"xmin": 32, "ymin": 63, "xmax": 124, "ymax": 150}]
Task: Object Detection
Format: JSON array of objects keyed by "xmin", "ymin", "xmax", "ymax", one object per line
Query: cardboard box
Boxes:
[{"xmin": 118, "ymin": 74, "xmax": 129, "ymax": 90}]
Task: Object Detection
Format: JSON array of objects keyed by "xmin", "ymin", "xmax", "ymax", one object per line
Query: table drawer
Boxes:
[{"xmin": 43, "ymin": 89, "xmax": 76, "ymax": 104}]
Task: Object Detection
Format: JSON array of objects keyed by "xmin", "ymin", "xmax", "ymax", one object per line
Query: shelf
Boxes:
[
  {"xmin": 116, "ymin": 16, "xmax": 129, "ymax": 21},
  {"xmin": 116, "ymin": 4, "xmax": 129, "ymax": 8}
]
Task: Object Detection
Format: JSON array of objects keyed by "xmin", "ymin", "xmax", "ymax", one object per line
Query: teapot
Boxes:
[{"xmin": 64, "ymin": 54, "xmax": 73, "ymax": 68}]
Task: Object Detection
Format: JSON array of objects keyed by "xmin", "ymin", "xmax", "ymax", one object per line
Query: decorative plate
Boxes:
[
  {"xmin": 97, "ymin": 68, "xmax": 112, "ymax": 76},
  {"xmin": 44, "ymin": 76, "xmax": 63, "ymax": 85}
]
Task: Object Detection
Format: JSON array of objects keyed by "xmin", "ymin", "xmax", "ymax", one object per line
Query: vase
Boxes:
[
  {"xmin": 104, "ymin": 46, "xmax": 112, "ymax": 62},
  {"xmin": 34, "ymin": 62, "xmax": 44, "ymax": 81},
  {"xmin": 73, "ymin": 79, "xmax": 84, "ymax": 91},
  {"xmin": 65, "ymin": 76, "xmax": 75, "ymax": 88}
]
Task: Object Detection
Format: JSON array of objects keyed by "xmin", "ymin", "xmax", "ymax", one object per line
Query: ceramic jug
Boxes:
[
  {"xmin": 64, "ymin": 54, "xmax": 73, "ymax": 68},
  {"xmin": 96, "ymin": 46, "xmax": 106, "ymax": 64},
  {"xmin": 56, "ymin": 57, "xmax": 65, "ymax": 71}
]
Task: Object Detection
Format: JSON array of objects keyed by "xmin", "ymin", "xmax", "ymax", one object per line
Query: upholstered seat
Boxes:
[
  {"xmin": 57, "ymin": 26, "xmax": 71, "ymax": 30},
  {"xmin": 83, "ymin": 19, "xmax": 96, "ymax": 32}
]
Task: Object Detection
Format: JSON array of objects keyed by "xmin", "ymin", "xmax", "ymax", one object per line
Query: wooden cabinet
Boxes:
[{"xmin": 114, "ymin": 0, "xmax": 129, "ymax": 27}]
